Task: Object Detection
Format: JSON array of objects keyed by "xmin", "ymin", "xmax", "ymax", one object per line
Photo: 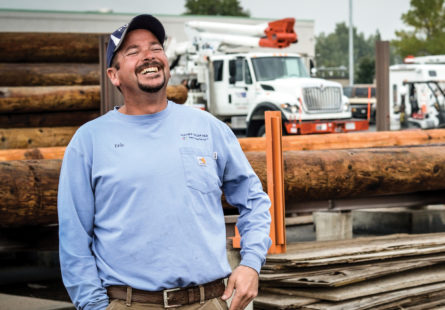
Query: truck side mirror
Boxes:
[
  {"xmin": 229, "ymin": 60, "xmax": 236, "ymax": 84},
  {"xmin": 310, "ymin": 59, "xmax": 316, "ymax": 77}
]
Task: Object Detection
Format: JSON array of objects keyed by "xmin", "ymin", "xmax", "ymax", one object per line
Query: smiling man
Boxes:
[{"xmin": 58, "ymin": 14, "xmax": 271, "ymax": 310}]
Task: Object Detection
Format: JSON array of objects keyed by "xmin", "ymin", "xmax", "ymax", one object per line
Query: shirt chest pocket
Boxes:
[{"xmin": 179, "ymin": 147, "xmax": 221, "ymax": 194}]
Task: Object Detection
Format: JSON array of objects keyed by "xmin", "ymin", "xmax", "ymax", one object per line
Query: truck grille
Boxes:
[{"xmin": 302, "ymin": 87, "xmax": 343, "ymax": 112}]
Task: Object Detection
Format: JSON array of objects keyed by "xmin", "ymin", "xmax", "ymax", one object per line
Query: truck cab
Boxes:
[{"xmin": 168, "ymin": 18, "xmax": 368, "ymax": 136}]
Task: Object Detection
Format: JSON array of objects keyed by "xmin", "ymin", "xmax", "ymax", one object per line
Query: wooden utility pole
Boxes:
[
  {"xmin": 99, "ymin": 35, "xmax": 124, "ymax": 115},
  {"xmin": 375, "ymin": 41, "xmax": 390, "ymax": 131}
]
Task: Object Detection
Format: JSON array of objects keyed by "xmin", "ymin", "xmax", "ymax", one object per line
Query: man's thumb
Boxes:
[{"xmin": 221, "ymin": 278, "xmax": 235, "ymax": 300}]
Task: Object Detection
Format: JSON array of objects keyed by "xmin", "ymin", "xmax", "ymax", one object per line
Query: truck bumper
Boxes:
[{"xmin": 284, "ymin": 119, "xmax": 369, "ymax": 135}]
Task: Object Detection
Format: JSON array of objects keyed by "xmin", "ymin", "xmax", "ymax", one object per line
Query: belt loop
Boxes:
[
  {"xmin": 199, "ymin": 285, "xmax": 205, "ymax": 304},
  {"xmin": 126, "ymin": 286, "xmax": 132, "ymax": 307}
]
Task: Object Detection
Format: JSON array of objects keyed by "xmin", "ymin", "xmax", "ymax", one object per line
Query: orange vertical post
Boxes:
[
  {"xmin": 265, "ymin": 111, "xmax": 286, "ymax": 254},
  {"xmin": 367, "ymin": 86, "xmax": 372, "ymax": 121}
]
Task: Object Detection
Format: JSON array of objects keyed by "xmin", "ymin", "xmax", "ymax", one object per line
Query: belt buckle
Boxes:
[{"xmin": 163, "ymin": 287, "xmax": 181, "ymax": 308}]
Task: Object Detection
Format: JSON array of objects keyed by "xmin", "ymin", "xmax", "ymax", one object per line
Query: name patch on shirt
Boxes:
[{"xmin": 181, "ymin": 133, "xmax": 209, "ymax": 141}]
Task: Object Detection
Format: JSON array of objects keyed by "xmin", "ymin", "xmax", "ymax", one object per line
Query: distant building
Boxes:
[{"xmin": 0, "ymin": 9, "xmax": 315, "ymax": 59}]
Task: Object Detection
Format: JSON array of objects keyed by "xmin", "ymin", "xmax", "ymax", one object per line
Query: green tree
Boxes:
[
  {"xmin": 393, "ymin": 0, "xmax": 445, "ymax": 57},
  {"xmin": 356, "ymin": 56, "xmax": 375, "ymax": 84},
  {"xmin": 184, "ymin": 0, "xmax": 250, "ymax": 16},
  {"xmin": 315, "ymin": 22, "xmax": 380, "ymax": 83}
]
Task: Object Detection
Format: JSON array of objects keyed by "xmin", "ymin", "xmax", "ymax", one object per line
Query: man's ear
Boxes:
[{"xmin": 107, "ymin": 67, "xmax": 120, "ymax": 88}]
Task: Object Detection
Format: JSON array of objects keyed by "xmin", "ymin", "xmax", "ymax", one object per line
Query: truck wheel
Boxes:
[{"xmin": 257, "ymin": 125, "xmax": 266, "ymax": 137}]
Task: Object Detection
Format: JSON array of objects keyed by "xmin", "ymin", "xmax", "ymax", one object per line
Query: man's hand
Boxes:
[{"xmin": 221, "ymin": 265, "xmax": 259, "ymax": 310}]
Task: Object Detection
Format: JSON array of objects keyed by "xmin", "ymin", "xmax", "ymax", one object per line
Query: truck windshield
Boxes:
[{"xmin": 251, "ymin": 57, "xmax": 309, "ymax": 81}]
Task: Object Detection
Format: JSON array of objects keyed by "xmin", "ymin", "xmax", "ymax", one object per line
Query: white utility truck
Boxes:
[
  {"xmin": 390, "ymin": 55, "xmax": 445, "ymax": 129},
  {"xmin": 167, "ymin": 18, "xmax": 368, "ymax": 136}
]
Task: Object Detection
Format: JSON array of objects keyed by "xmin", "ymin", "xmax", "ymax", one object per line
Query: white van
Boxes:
[{"xmin": 390, "ymin": 56, "xmax": 445, "ymax": 129}]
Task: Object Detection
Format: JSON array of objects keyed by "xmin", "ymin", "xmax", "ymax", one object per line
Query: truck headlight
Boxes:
[{"xmin": 280, "ymin": 103, "xmax": 298, "ymax": 113}]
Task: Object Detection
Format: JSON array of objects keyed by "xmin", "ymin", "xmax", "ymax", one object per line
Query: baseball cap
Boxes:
[{"xmin": 106, "ymin": 14, "xmax": 165, "ymax": 68}]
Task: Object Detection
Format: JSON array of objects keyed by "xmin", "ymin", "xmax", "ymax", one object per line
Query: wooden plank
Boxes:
[
  {"xmin": 260, "ymin": 253, "xmax": 445, "ymax": 287},
  {"xmin": 266, "ymin": 233, "xmax": 445, "ymax": 264},
  {"xmin": 263, "ymin": 266, "xmax": 445, "ymax": 301},
  {"xmin": 238, "ymin": 129, "xmax": 445, "ymax": 152},
  {"xmin": 277, "ymin": 245, "xmax": 445, "ymax": 268},
  {"xmin": 301, "ymin": 284, "xmax": 445, "ymax": 310},
  {"xmin": 254, "ymin": 293, "xmax": 318, "ymax": 310},
  {"xmin": 372, "ymin": 291, "xmax": 445, "ymax": 310}
]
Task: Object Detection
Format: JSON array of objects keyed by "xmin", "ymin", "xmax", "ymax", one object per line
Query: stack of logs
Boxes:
[
  {"xmin": 0, "ymin": 32, "xmax": 187, "ymax": 150},
  {"xmin": 0, "ymin": 33, "xmax": 102, "ymax": 149},
  {"xmin": 0, "ymin": 129, "xmax": 445, "ymax": 228},
  {"xmin": 255, "ymin": 233, "xmax": 445, "ymax": 310}
]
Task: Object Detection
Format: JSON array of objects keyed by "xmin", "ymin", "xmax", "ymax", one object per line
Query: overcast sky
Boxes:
[{"xmin": 0, "ymin": 0, "xmax": 411, "ymax": 40}]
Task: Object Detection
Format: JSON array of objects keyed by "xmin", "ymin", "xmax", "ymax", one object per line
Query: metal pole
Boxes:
[{"xmin": 349, "ymin": 0, "xmax": 354, "ymax": 86}]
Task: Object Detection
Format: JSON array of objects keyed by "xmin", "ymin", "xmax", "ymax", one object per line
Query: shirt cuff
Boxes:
[
  {"xmin": 84, "ymin": 299, "xmax": 109, "ymax": 310},
  {"xmin": 240, "ymin": 252, "xmax": 263, "ymax": 274}
]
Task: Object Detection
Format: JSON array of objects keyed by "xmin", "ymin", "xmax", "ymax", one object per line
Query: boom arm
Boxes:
[{"xmin": 185, "ymin": 18, "xmax": 298, "ymax": 51}]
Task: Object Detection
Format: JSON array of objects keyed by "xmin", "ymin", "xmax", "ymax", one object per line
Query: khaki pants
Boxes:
[{"xmin": 106, "ymin": 297, "xmax": 228, "ymax": 310}]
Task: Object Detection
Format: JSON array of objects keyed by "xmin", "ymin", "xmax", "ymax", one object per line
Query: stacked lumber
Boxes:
[{"xmin": 255, "ymin": 233, "xmax": 445, "ymax": 310}]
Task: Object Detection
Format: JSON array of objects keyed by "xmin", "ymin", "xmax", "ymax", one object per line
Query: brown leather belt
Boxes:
[{"xmin": 107, "ymin": 278, "xmax": 226, "ymax": 308}]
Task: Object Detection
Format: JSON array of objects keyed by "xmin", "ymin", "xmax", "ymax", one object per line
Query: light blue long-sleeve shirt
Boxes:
[{"xmin": 58, "ymin": 101, "xmax": 271, "ymax": 310}]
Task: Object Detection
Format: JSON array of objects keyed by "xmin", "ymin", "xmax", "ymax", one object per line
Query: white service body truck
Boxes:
[
  {"xmin": 167, "ymin": 18, "xmax": 368, "ymax": 136},
  {"xmin": 390, "ymin": 55, "xmax": 445, "ymax": 130}
]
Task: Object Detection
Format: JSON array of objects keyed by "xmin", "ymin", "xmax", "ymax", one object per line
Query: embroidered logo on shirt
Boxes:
[
  {"xmin": 114, "ymin": 143, "xmax": 124, "ymax": 148},
  {"xmin": 181, "ymin": 133, "xmax": 209, "ymax": 141},
  {"xmin": 197, "ymin": 156, "xmax": 207, "ymax": 166}
]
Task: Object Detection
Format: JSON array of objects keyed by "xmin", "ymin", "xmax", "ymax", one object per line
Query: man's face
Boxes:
[{"xmin": 110, "ymin": 29, "xmax": 170, "ymax": 93}]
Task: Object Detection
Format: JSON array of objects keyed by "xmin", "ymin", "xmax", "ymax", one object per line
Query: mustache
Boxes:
[{"xmin": 135, "ymin": 61, "xmax": 164, "ymax": 74}]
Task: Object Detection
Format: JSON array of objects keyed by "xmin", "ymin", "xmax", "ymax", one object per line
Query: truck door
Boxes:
[{"xmin": 228, "ymin": 57, "xmax": 250, "ymax": 111}]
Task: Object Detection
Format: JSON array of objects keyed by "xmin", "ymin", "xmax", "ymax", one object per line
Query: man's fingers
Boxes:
[
  {"xmin": 221, "ymin": 276, "xmax": 235, "ymax": 301},
  {"xmin": 228, "ymin": 292, "xmax": 242, "ymax": 310},
  {"xmin": 228, "ymin": 288, "xmax": 256, "ymax": 310}
]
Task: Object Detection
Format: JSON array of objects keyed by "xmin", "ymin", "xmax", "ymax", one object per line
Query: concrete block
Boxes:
[
  {"xmin": 313, "ymin": 211, "xmax": 352, "ymax": 241},
  {"xmin": 412, "ymin": 205, "xmax": 445, "ymax": 233},
  {"xmin": 352, "ymin": 205, "xmax": 445, "ymax": 236},
  {"xmin": 353, "ymin": 208, "xmax": 411, "ymax": 236}
]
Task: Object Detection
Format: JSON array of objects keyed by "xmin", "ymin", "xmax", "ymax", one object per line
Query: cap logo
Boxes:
[
  {"xmin": 117, "ymin": 24, "xmax": 128, "ymax": 32},
  {"xmin": 110, "ymin": 34, "xmax": 121, "ymax": 48}
]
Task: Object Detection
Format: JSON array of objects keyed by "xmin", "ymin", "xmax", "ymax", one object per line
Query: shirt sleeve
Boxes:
[
  {"xmin": 58, "ymin": 137, "xmax": 109, "ymax": 310},
  {"xmin": 219, "ymin": 125, "xmax": 272, "ymax": 273}
]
